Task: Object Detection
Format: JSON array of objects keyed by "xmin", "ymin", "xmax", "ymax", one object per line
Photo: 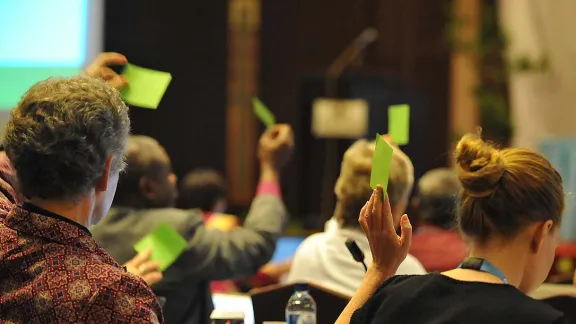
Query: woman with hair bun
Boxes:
[{"xmin": 336, "ymin": 134, "xmax": 569, "ymax": 324}]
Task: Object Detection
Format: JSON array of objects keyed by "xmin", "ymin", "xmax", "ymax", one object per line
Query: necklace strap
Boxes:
[{"xmin": 458, "ymin": 257, "xmax": 509, "ymax": 284}]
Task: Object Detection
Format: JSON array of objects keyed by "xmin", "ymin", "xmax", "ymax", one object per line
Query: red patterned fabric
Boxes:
[{"xmin": 0, "ymin": 152, "xmax": 164, "ymax": 323}]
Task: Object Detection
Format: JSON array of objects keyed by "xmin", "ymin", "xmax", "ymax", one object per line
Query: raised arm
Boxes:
[
  {"xmin": 169, "ymin": 124, "xmax": 294, "ymax": 280},
  {"xmin": 336, "ymin": 186, "xmax": 413, "ymax": 324}
]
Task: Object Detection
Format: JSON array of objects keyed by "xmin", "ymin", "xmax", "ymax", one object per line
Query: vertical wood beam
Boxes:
[
  {"xmin": 226, "ymin": 0, "xmax": 260, "ymax": 205},
  {"xmin": 450, "ymin": 0, "xmax": 480, "ymax": 159}
]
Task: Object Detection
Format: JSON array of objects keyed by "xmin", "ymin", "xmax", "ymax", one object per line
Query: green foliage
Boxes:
[{"xmin": 446, "ymin": 1, "xmax": 549, "ymax": 144}]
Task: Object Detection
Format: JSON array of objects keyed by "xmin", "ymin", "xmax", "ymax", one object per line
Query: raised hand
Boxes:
[
  {"xmin": 359, "ymin": 185, "xmax": 412, "ymax": 275},
  {"xmin": 124, "ymin": 249, "xmax": 163, "ymax": 286},
  {"xmin": 84, "ymin": 52, "xmax": 129, "ymax": 90},
  {"xmin": 258, "ymin": 124, "xmax": 295, "ymax": 170}
]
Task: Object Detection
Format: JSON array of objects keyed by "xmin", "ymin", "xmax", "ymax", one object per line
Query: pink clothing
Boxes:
[
  {"xmin": 410, "ymin": 226, "xmax": 469, "ymax": 272},
  {"xmin": 256, "ymin": 180, "xmax": 282, "ymax": 198}
]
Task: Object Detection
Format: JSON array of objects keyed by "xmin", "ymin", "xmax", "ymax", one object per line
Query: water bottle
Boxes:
[{"xmin": 286, "ymin": 283, "xmax": 317, "ymax": 324}]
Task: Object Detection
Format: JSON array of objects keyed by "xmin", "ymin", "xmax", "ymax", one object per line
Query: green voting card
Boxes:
[
  {"xmin": 253, "ymin": 97, "xmax": 276, "ymax": 128},
  {"xmin": 388, "ymin": 104, "xmax": 410, "ymax": 145},
  {"xmin": 370, "ymin": 134, "xmax": 394, "ymax": 196},
  {"xmin": 134, "ymin": 223, "xmax": 186, "ymax": 271},
  {"xmin": 121, "ymin": 64, "xmax": 172, "ymax": 109}
]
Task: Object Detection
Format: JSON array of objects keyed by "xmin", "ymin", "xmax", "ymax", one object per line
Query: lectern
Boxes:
[{"xmin": 298, "ymin": 73, "xmax": 431, "ymax": 221}]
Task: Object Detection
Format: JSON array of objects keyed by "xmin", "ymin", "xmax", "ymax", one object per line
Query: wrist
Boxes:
[
  {"xmin": 366, "ymin": 265, "xmax": 394, "ymax": 284},
  {"xmin": 259, "ymin": 163, "xmax": 279, "ymax": 181}
]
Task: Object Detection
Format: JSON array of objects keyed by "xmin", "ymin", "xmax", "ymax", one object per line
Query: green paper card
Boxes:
[
  {"xmin": 134, "ymin": 223, "xmax": 187, "ymax": 271},
  {"xmin": 121, "ymin": 64, "xmax": 172, "ymax": 109},
  {"xmin": 370, "ymin": 134, "xmax": 394, "ymax": 195},
  {"xmin": 253, "ymin": 97, "xmax": 276, "ymax": 128},
  {"xmin": 388, "ymin": 104, "xmax": 410, "ymax": 145}
]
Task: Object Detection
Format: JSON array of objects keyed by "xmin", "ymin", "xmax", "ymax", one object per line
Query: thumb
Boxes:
[
  {"xmin": 129, "ymin": 249, "xmax": 153, "ymax": 267},
  {"xmin": 107, "ymin": 76, "xmax": 129, "ymax": 90},
  {"xmin": 399, "ymin": 214, "xmax": 412, "ymax": 253}
]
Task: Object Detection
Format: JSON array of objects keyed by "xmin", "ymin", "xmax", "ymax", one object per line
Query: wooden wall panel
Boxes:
[
  {"xmin": 104, "ymin": 0, "xmax": 228, "ymax": 183},
  {"xmin": 261, "ymin": 0, "xmax": 451, "ymax": 220},
  {"xmin": 226, "ymin": 0, "xmax": 260, "ymax": 205}
]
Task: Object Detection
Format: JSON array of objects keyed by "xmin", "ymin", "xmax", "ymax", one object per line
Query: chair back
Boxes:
[{"xmin": 250, "ymin": 282, "xmax": 350, "ymax": 324}]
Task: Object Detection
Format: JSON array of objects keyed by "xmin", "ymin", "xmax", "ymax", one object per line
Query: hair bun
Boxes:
[{"xmin": 455, "ymin": 134, "xmax": 505, "ymax": 198}]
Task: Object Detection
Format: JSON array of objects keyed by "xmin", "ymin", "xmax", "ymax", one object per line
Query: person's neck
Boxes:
[
  {"xmin": 464, "ymin": 239, "xmax": 528, "ymax": 289},
  {"xmin": 27, "ymin": 197, "xmax": 94, "ymax": 228}
]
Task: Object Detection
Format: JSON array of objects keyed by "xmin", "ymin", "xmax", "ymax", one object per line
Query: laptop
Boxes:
[{"xmin": 270, "ymin": 237, "xmax": 305, "ymax": 263}]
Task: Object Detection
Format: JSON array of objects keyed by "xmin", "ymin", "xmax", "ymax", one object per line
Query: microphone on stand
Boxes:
[
  {"xmin": 318, "ymin": 27, "xmax": 379, "ymax": 222},
  {"xmin": 325, "ymin": 27, "xmax": 379, "ymax": 97},
  {"xmin": 346, "ymin": 239, "xmax": 367, "ymax": 272}
]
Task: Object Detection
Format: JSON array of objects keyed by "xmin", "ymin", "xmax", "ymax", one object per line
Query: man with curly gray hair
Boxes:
[{"xmin": 0, "ymin": 75, "xmax": 163, "ymax": 322}]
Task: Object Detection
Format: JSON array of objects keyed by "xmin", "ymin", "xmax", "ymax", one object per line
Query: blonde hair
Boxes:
[
  {"xmin": 334, "ymin": 139, "xmax": 414, "ymax": 228},
  {"xmin": 455, "ymin": 134, "xmax": 564, "ymax": 242}
]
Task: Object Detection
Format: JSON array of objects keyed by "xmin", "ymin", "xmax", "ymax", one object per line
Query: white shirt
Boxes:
[{"xmin": 287, "ymin": 223, "xmax": 426, "ymax": 297}]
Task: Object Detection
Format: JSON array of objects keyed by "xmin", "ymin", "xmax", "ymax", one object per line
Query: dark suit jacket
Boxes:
[{"xmin": 91, "ymin": 194, "xmax": 288, "ymax": 324}]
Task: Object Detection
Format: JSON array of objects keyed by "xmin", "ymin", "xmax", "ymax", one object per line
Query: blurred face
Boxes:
[
  {"xmin": 518, "ymin": 221, "xmax": 560, "ymax": 293},
  {"xmin": 163, "ymin": 171, "xmax": 178, "ymax": 207},
  {"xmin": 139, "ymin": 146, "xmax": 179, "ymax": 208},
  {"xmin": 213, "ymin": 197, "xmax": 228, "ymax": 214}
]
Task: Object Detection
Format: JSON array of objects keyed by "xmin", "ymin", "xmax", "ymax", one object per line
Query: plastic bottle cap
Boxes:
[{"xmin": 294, "ymin": 282, "xmax": 309, "ymax": 291}]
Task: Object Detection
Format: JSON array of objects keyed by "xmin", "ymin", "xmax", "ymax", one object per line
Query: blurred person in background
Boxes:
[
  {"xmin": 178, "ymin": 168, "xmax": 291, "ymax": 293},
  {"xmin": 337, "ymin": 134, "xmax": 569, "ymax": 324},
  {"xmin": 410, "ymin": 168, "xmax": 468, "ymax": 272},
  {"xmin": 0, "ymin": 76, "xmax": 162, "ymax": 323},
  {"xmin": 178, "ymin": 168, "xmax": 239, "ymax": 293},
  {"xmin": 178, "ymin": 168, "xmax": 239, "ymax": 231},
  {"xmin": 287, "ymin": 139, "xmax": 426, "ymax": 297},
  {"xmin": 91, "ymin": 125, "xmax": 293, "ymax": 324}
]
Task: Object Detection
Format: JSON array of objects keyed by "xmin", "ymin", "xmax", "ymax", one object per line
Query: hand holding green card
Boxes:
[
  {"xmin": 370, "ymin": 134, "xmax": 394, "ymax": 196},
  {"xmin": 388, "ymin": 104, "xmax": 410, "ymax": 145},
  {"xmin": 134, "ymin": 223, "xmax": 187, "ymax": 271},
  {"xmin": 253, "ymin": 97, "xmax": 276, "ymax": 128},
  {"xmin": 121, "ymin": 64, "xmax": 172, "ymax": 109}
]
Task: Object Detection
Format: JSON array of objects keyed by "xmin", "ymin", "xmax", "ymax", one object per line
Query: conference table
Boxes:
[{"xmin": 213, "ymin": 293, "xmax": 255, "ymax": 324}]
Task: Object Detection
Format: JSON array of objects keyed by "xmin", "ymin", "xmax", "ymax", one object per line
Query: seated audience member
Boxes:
[
  {"xmin": 323, "ymin": 134, "xmax": 413, "ymax": 234},
  {"xmin": 337, "ymin": 134, "xmax": 570, "ymax": 324},
  {"xmin": 91, "ymin": 127, "xmax": 293, "ymax": 324},
  {"xmin": 178, "ymin": 168, "xmax": 239, "ymax": 293},
  {"xmin": 0, "ymin": 77, "xmax": 162, "ymax": 322},
  {"xmin": 179, "ymin": 168, "xmax": 292, "ymax": 293},
  {"xmin": 287, "ymin": 139, "xmax": 426, "ymax": 297},
  {"xmin": 178, "ymin": 168, "xmax": 239, "ymax": 231},
  {"xmin": 410, "ymin": 168, "xmax": 468, "ymax": 272}
]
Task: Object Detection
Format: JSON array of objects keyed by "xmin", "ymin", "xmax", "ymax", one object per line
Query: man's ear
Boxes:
[
  {"xmin": 95, "ymin": 157, "xmax": 113, "ymax": 192},
  {"xmin": 139, "ymin": 177, "xmax": 158, "ymax": 201},
  {"xmin": 530, "ymin": 220, "xmax": 554, "ymax": 253}
]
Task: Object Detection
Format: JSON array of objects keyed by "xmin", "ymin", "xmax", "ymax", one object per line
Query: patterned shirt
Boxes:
[{"xmin": 0, "ymin": 151, "xmax": 164, "ymax": 323}]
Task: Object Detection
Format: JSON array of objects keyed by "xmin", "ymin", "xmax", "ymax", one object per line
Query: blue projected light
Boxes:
[
  {"xmin": 0, "ymin": 0, "xmax": 88, "ymax": 67},
  {"xmin": 0, "ymin": 0, "xmax": 95, "ymax": 109}
]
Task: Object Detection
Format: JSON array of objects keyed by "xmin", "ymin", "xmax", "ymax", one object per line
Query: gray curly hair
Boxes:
[{"xmin": 4, "ymin": 76, "xmax": 130, "ymax": 200}]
